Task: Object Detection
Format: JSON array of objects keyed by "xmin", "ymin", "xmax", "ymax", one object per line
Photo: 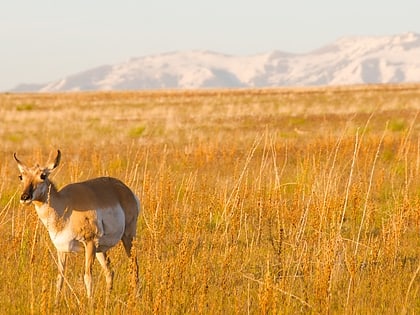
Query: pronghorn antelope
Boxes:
[{"xmin": 14, "ymin": 150, "xmax": 140, "ymax": 299}]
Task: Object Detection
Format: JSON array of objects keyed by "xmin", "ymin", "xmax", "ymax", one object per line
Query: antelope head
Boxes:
[{"xmin": 14, "ymin": 150, "xmax": 61, "ymax": 204}]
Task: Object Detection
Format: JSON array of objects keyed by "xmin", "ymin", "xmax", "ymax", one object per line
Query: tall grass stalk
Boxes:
[{"xmin": 355, "ymin": 122, "xmax": 388, "ymax": 255}]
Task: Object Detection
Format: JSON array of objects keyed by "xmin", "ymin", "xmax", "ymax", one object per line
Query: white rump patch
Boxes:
[{"xmin": 96, "ymin": 206, "xmax": 125, "ymax": 252}]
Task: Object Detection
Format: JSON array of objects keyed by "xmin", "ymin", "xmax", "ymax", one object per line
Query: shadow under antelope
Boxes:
[{"xmin": 14, "ymin": 150, "xmax": 140, "ymax": 299}]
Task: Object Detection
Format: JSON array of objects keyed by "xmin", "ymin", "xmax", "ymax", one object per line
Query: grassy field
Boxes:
[{"xmin": 0, "ymin": 84, "xmax": 420, "ymax": 314}]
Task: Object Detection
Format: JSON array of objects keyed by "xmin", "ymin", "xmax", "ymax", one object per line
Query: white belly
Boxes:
[
  {"xmin": 35, "ymin": 203, "xmax": 126, "ymax": 253},
  {"xmin": 35, "ymin": 204, "xmax": 83, "ymax": 253},
  {"xmin": 49, "ymin": 226, "xmax": 83, "ymax": 253}
]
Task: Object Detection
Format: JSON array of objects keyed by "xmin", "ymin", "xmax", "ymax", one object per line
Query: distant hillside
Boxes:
[{"xmin": 11, "ymin": 32, "xmax": 420, "ymax": 92}]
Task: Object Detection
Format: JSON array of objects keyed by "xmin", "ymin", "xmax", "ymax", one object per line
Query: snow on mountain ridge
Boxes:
[{"xmin": 10, "ymin": 33, "xmax": 420, "ymax": 92}]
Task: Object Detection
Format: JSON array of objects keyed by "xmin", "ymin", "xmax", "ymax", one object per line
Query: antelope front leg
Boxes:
[
  {"xmin": 83, "ymin": 241, "xmax": 96, "ymax": 298},
  {"xmin": 56, "ymin": 251, "xmax": 67, "ymax": 302}
]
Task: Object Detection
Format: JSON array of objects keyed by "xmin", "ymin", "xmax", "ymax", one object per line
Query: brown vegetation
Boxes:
[{"xmin": 0, "ymin": 84, "xmax": 420, "ymax": 313}]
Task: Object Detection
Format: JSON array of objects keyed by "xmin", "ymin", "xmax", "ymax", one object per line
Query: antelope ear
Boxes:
[
  {"xmin": 47, "ymin": 150, "xmax": 61, "ymax": 171},
  {"xmin": 13, "ymin": 153, "xmax": 27, "ymax": 173}
]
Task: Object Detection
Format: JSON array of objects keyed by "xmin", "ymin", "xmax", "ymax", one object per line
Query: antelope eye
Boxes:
[
  {"xmin": 18, "ymin": 175, "xmax": 23, "ymax": 181},
  {"xmin": 40, "ymin": 173, "xmax": 47, "ymax": 180}
]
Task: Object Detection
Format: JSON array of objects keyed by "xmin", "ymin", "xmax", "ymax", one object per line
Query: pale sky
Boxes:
[{"xmin": 0, "ymin": 0, "xmax": 419, "ymax": 91}]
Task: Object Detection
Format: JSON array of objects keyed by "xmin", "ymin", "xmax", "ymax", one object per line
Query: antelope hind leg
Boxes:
[{"xmin": 96, "ymin": 251, "xmax": 114, "ymax": 292}]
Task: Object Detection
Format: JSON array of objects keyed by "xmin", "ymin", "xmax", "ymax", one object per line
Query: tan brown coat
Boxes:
[{"xmin": 14, "ymin": 150, "xmax": 140, "ymax": 299}]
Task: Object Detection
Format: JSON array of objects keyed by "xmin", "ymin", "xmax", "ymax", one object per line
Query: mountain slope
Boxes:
[{"xmin": 12, "ymin": 32, "xmax": 420, "ymax": 92}]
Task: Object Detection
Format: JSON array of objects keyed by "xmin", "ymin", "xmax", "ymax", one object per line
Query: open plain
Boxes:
[{"xmin": 0, "ymin": 85, "xmax": 420, "ymax": 313}]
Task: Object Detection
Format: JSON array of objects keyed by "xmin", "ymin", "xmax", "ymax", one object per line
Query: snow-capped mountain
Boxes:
[{"xmin": 11, "ymin": 32, "xmax": 420, "ymax": 92}]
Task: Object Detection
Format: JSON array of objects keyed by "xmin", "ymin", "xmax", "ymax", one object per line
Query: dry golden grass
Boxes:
[{"xmin": 0, "ymin": 84, "xmax": 420, "ymax": 313}]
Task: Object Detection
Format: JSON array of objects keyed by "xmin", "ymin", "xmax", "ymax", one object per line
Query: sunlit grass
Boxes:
[{"xmin": 0, "ymin": 84, "xmax": 420, "ymax": 313}]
